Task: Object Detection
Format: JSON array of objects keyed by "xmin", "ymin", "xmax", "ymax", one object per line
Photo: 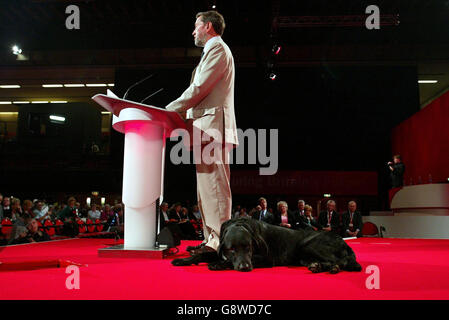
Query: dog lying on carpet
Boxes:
[{"xmin": 172, "ymin": 218, "xmax": 362, "ymax": 273}]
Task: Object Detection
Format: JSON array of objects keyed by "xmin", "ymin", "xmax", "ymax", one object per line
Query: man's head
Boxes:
[
  {"xmin": 91, "ymin": 204, "xmax": 97, "ymax": 211},
  {"xmin": 27, "ymin": 219, "xmax": 39, "ymax": 234},
  {"xmin": 348, "ymin": 201, "xmax": 357, "ymax": 212},
  {"xmin": 174, "ymin": 202, "xmax": 182, "ymax": 212},
  {"xmin": 258, "ymin": 197, "xmax": 267, "ymax": 210},
  {"xmin": 192, "ymin": 204, "xmax": 199, "ymax": 212},
  {"xmin": 67, "ymin": 197, "xmax": 76, "ymax": 207},
  {"xmin": 326, "ymin": 200, "xmax": 336, "ymax": 212},
  {"xmin": 36, "ymin": 201, "xmax": 43, "ymax": 211},
  {"xmin": 161, "ymin": 202, "xmax": 168, "ymax": 212},
  {"xmin": 23, "ymin": 199, "xmax": 33, "ymax": 211},
  {"xmin": 2, "ymin": 197, "xmax": 9, "ymax": 207},
  {"xmin": 297, "ymin": 200, "xmax": 305, "ymax": 211},
  {"xmin": 193, "ymin": 11, "xmax": 225, "ymax": 47},
  {"xmin": 393, "ymin": 154, "xmax": 401, "ymax": 164},
  {"xmin": 0, "ymin": 193, "xmax": 3, "ymax": 203}
]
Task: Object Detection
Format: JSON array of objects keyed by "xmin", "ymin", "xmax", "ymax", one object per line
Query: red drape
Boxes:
[{"xmin": 391, "ymin": 90, "xmax": 449, "ymax": 184}]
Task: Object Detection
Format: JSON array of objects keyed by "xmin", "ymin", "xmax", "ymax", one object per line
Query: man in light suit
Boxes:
[{"xmin": 165, "ymin": 11, "xmax": 238, "ymax": 254}]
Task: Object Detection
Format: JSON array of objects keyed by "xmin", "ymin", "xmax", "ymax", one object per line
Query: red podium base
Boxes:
[{"xmin": 98, "ymin": 244, "xmax": 169, "ymax": 259}]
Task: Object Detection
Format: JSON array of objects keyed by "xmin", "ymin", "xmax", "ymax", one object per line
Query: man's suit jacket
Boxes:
[
  {"xmin": 341, "ymin": 210, "xmax": 363, "ymax": 237},
  {"xmin": 295, "ymin": 214, "xmax": 321, "ymax": 230},
  {"xmin": 317, "ymin": 210, "xmax": 340, "ymax": 231},
  {"xmin": 166, "ymin": 36, "xmax": 238, "ymax": 147},
  {"xmin": 390, "ymin": 162, "xmax": 405, "ymax": 188},
  {"xmin": 252, "ymin": 209, "xmax": 274, "ymax": 224}
]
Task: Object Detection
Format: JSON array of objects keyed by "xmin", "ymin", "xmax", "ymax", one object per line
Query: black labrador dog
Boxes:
[{"xmin": 172, "ymin": 218, "xmax": 362, "ymax": 273}]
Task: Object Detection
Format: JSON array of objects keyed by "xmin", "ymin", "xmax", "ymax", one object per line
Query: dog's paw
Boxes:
[
  {"xmin": 207, "ymin": 262, "xmax": 228, "ymax": 271},
  {"xmin": 329, "ymin": 265, "xmax": 341, "ymax": 274},
  {"xmin": 308, "ymin": 262, "xmax": 322, "ymax": 273},
  {"xmin": 171, "ymin": 258, "xmax": 192, "ymax": 266}
]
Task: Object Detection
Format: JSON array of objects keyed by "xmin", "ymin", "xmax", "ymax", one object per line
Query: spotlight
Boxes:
[
  {"xmin": 12, "ymin": 45, "xmax": 22, "ymax": 55},
  {"xmin": 212, "ymin": 5, "xmax": 216, "ymax": 9},
  {"xmin": 269, "ymin": 73, "xmax": 277, "ymax": 81},
  {"xmin": 272, "ymin": 44, "xmax": 281, "ymax": 55},
  {"xmin": 49, "ymin": 115, "xmax": 66, "ymax": 123},
  {"xmin": 323, "ymin": 193, "xmax": 332, "ymax": 198}
]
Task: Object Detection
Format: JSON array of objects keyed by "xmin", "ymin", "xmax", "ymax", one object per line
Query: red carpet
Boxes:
[{"xmin": 1, "ymin": 237, "xmax": 449, "ymax": 300}]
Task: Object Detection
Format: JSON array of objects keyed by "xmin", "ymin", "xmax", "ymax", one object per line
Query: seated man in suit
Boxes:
[
  {"xmin": 273, "ymin": 201, "xmax": 296, "ymax": 229},
  {"xmin": 342, "ymin": 201, "xmax": 363, "ymax": 238},
  {"xmin": 317, "ymin": 200, "xmax": 340, "ymax": 234},
  {"xmin": 251, "ymin": 197, "xmax": 274, "ymax": 224},
  {"xmin": 297, "ymin": 204, "xmax": 320, "ymax": 231},
  {"xmin": 292, "ymin": 199, "xmax": 306, "ymax": 229}
]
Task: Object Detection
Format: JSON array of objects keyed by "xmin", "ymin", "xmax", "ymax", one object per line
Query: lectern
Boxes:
[{"xmin": 92, "ymin": 90, "xmax": 186, "ymax": 258}]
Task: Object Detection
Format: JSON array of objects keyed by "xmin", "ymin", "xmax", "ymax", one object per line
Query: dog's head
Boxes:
[{"xmin": 218, "ymin": 219, "xmax": 269, "ymax": 272}]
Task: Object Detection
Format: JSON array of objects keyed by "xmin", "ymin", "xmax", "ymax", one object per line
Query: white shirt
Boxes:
[
  {"xmin": 88, "ymin": 210, "xmax": 101, "ymax": 220},
  {"xmin": 203, "ymin": 36, "xmax": 221, "ymax": 56}
]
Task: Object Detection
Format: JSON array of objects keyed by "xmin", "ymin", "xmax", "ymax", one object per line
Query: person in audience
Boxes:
[
  {"xmin": 33, "ymin": 200, "xmax": 49, "ymax": 222},
  {"xmin": 180, "ymin": 207, "xmax": 194, "ymax": 221},
  {"xmin": 317, "ymin": 200, "xmax": 340, "ymax": 233},
  {"xmin": 0, "ymin": 193, "xmax": 3, "ymax": 221},
  {"xmin": 292, "ymin": 200, "xmax": 306, "ymax": 229},
  {"xmin": 58, "ymin": 197, "xmax": 77, "ymax": 220},
  {"xmin": 273, "ymin": 201, "xmax": 296, "ymax": 228},
  {"xmin": 26, "ymin": 219, "xmax": 50, "ymax": 242},
  {"xmin": 22, "ymin": 199, "xmax": 34, "ymax": 217},
  {"xmin": 300, "ymin": 205, "xmax": 320, "ymax": 231},
  {"xmin": 159, "ymin": 202, "xmax": 171, "ymax": 230},
  {"xmin": 101, "ymin": 204, "xmax": 113, "ymax": 222},
  {"xmin": 88, "ymin": 204, "xmax": 101, "ymax": 220},
  {"xmin": 233, "ymin": 205, "xmax": 241, "ymax": 219},
  {"xmin": 2, "ymin": 196, "xmax": 11, "ymax": 219},
  {"xmin": 238, "ymin": 207, "xmax": 250, "ymax": 218},
  {"xmin": 252, "ymin": 197, "xmax": 274, "ymax": 224},
  {"xmin": 8, "ymin": 225, "xmax": 30, "ymax": 245},
  {"xmin": 342, "ymin": 201, "xmax": 363, "ymax": 238},
  {"xmin": 10, "ymin": 198, "xmax": 23, "ymax": 221},
  {"xmin": 191, "ymin": 204, "xmax": 202, "ymax": 222},
  {"xmin": 169, "ymin": 203, "xmax": 183, "ymax": 222}
]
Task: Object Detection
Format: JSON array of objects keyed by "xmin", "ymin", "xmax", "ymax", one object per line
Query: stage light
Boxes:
[
  {"xmin": 101, "ymin": 197, "xmax": 106, "ymax": 206},
  {"xmin": 50, "ymin": 101, "xmax": 68, "ymax": 103},
  {"xmin": 101, "ymin": 111, "xmax": 111, "ymax": 114},
  {"xmin": 49, "ymin": 115, "xmax": 66, "ymax": 122},
  {"xmin": 0, "ymin": 85, "xmax": 20, "ymax": 89},
  {"xmin": 86, "ymin": 197, "xmax": 91, "ymax": 206},
  {"xmin": 0, "ymin": 112, "xmax": 18, "ymax": 115},
  {"xmin": 212, "ymin": 5, "xmax": 216, "ymax": 9},
  {"xmin": 0, "ymin": 101, "xmax": 12, "ymax": 104},
  {"xmin": 42, "ymin": 84, "xmax": 63, "ymax": 88},
  {"xmin": 418, "ymin": 80, "xmax": 438, "ymax": 84},
  {"xmin": 323, "ymin": 193, "xmax": 331, "ymax": 198},
  {"xmin": 92, "ymin": 191, "xmax": 99, "ymax": 197},
  {"xmin": 31, "ymin": 101, "xmax": 48, "ymax": 104},
  {"xmin": 269, "ymin": 73, "xmax": 277, "ymax": 80},
  {"xmin": 12, "ymin": 45, "xmax": 22, "ymax": 55},
  {"xmin": 107, "ymin": 83, "xmax": 115, "ymax": 87},
  {"xmin": 64, "ymin": 84, "xmax": 84, "ymax": 87},
  {"xmin": 86, "ymin": 83, "xmax": 107, "ymax": 87},
  {"xmin": 272, "ymin": 44, "xmax": 281, "ymax": 55},
  {"xmin": 13, "ymin": 101, "xmax": 30, "ymax": 104}
]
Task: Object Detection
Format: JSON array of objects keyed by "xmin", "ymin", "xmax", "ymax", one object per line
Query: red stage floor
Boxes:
[{"xmin": 1, "ymin": 237, "xmax": 449, "ymax": 300}]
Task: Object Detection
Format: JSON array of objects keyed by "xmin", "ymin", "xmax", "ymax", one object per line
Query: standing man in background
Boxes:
[
  {"xmin": 165, "ymin": 11, "xmax": 238, "ymax": 255},
  {"xmin": 388, "ymin": 155, "xmax": 405, "ymax": 188}
]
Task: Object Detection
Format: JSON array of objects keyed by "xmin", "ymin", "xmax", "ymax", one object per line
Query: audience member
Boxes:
[
  {"xmin": 0, "ymin": 193, "xmax": 3, "ymax": 221},
  {"xmin": 57, "ymin": 197, "xmax": 78, "ymax": 221},
  {"xmin": 101, "ymin": 204, "xmax": 114, "ymax": 221},
  {"xmin": 191, "ymin": 204, "xmax": 202, "ymax": 221},
  {"xmin": 10, "ymin": 198, "xmax": 23, "ymax": 221},
  {"xmin": 26, "ymin": 219, "xmax": 50, "ymax": 242},
  {"xmin": 300, "ymin": 205, "xmax": 320, "ymax": 231},
  {"xmin": 273, "ymin": 201, "xmax": 295, "ymax": 228},
  {"xmin": 292, "ymin": 200, "xmax": 306, "ymax": 229},
  {"xmin": 342, "ymin": 201, "xmax": 363, "ymax": 238},
  {"xmin": 252, "ymin": 197, "xmax": 274, "ymax": 224},
  {"xmin": 33, "ymin": 200, "xmax": 49, "ymax": 222},
  {"xmin": 2, "ymin": 196, "xmax": 11, "ymax": 219},
  {"xmin": 88, "ymin": 204, "xmax": 101, "ymax": 220},
  {"xmin": 317, "ymin": 200, "xmax": 340, "ymax": 233}
]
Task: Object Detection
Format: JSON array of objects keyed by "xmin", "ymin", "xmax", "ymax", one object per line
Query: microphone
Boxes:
[
  {"xmin": 123, "ymin": 73, "xmax": 155, "ymax": 99},
  {"xmin": 140, "ymin": 88, "xmax": 164, "ymax": 104}
]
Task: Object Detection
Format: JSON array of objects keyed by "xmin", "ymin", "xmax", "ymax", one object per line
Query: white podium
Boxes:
[{"xmin": 92, "ymin": 90, "xmax": 186, "ymax": 258}]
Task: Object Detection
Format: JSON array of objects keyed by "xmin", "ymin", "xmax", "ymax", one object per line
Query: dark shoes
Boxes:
[
  {"xmin": 189, "ymin": 245, "xmax": 216, "ymax": 256},
  {"xmin": 186, "ymin": 242, "xmax": 206, "ymax": 252}
]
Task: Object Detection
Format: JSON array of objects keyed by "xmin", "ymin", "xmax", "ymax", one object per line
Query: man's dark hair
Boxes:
[{"xmin": 196, "ymin": 10, "xmax": 225, "ymax": 36}]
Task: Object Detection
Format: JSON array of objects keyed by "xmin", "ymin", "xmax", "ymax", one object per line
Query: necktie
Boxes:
[{"xmin": 328, "ymin": 212, "xmax": 331, "ymax": 225}]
